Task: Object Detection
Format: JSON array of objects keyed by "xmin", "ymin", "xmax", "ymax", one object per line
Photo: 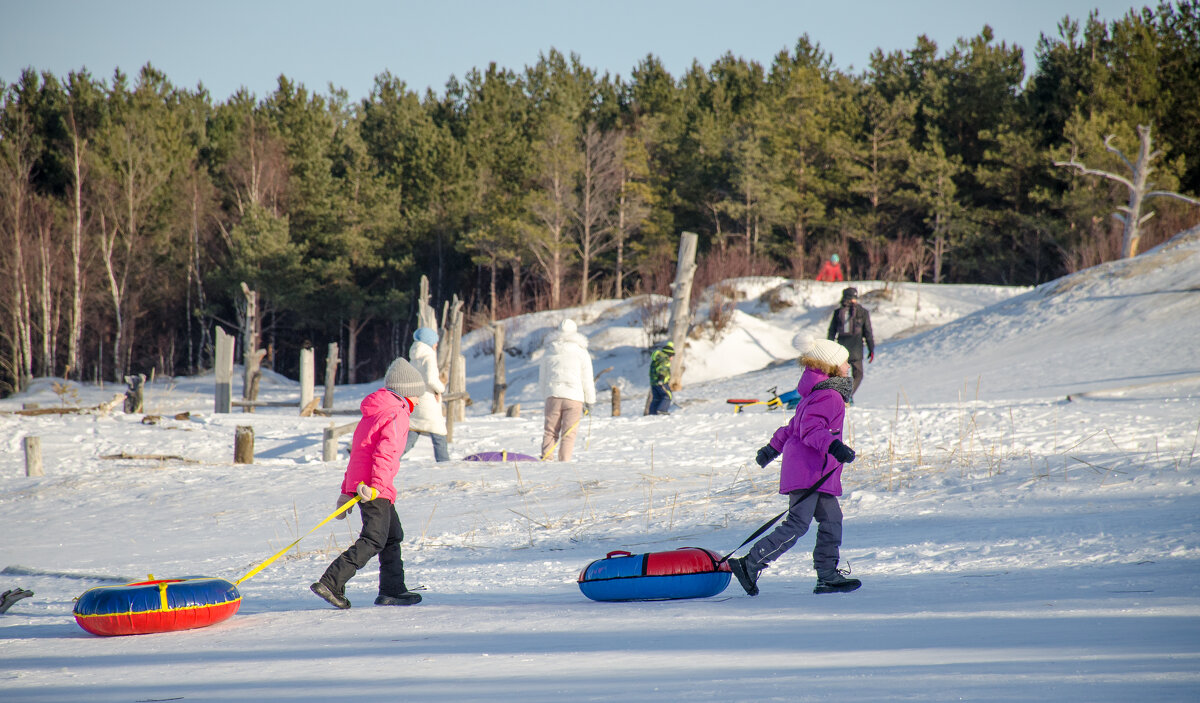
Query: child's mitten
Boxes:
[
  {"xmin": 357, "ymin": 482, "xmax": 379, "ymax": 501},
  {"xmin": 828, "ymin": 440, "xmax": 856, "ymax": 464},
  {"xmin": 334, "ymin": 493, "xmax": 354, "ymax": 519},
  {"xmin": 755, "ymin": 444, "xmax": 781, "ymax": 467}
]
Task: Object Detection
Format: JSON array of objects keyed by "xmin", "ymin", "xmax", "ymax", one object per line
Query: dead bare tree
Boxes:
[
  {"xmin": 573, "ymin": 123, "xmax": 623, "ymax": 304},
  {"xmin": 31, "ymin": 196, "xmax": 61, "ymax": 378},
  {"xmin": 526, "ymin": 115, "xmax": 578, "ymax": 310},
  {"xmin": 62, "ymin": 75, "xmax": 98, "ymax": 381},
  {"xmin": 94, "ymin": 84, "xmax": 180, "ymax": 381},
  {"xmin": 225, "ymin": 110, "xmax": 288, "ymax": 218},
  {"xmin": 1055, "ymin": 124, "xmax": 1200, "ymax": 258}
]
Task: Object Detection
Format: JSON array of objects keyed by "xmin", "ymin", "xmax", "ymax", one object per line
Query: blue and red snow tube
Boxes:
[
  {"xmin": 578, "ymin": 547, "xmax": 731, "ymax": 601},
  {"xmin": 74, "ymin": 576, "xmax": 241, "ymax": 636}
]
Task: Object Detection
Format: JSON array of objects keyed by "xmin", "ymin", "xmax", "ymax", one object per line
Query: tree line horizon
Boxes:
[{"xmin": 2, "ymin": 2, "xmax": 1199, "ymax": 396}]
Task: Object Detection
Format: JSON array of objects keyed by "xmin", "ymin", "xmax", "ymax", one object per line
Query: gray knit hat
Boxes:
[{"xmin": 384, "ymin": 358, "xmax": 427, "ymax": 398}]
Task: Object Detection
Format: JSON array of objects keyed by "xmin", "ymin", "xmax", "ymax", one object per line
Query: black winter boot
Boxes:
[
  {"xmin": 310, "ymin": 581, "xmax": 351, "ymax": 609},
  {"xmin": 729, "ymin": 557, "xmax": 762, "ymax": 596},
  {"xmin": 814, "ymin": 568, "xmax": 861, "ymax": 594}
]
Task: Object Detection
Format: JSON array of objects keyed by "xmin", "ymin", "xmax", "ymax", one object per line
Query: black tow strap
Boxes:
[{"xmin": 718, "ymin": 467, "xmax": 837, "ymax": 564}]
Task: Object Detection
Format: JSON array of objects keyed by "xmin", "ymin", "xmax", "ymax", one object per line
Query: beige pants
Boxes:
[{"xmin": 542, "ymin": 396, "xmax": 584, "ymax": 461}]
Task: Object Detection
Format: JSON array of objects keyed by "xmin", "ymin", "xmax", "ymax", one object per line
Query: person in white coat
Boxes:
[
  {"xmin": 402, "ymin": 327, "xmax": 449, "ymax": 462},
  {"xmin": 538, "ymin": 319, "xmax": 596, "ymax": 461}
]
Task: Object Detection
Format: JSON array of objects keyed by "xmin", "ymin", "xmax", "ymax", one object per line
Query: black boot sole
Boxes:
[
  {"xmin": 375, "ymin": 592, "xmax": 422, "ymax": 606},
  {"xmin": 813, "ymin": 579, "xmax": 861, "ymax": 594}
]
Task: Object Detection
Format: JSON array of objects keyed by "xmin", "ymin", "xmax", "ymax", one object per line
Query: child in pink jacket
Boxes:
[
  {"xmin": 311, "ymin": 358, "xmax": 428, "ymax": 609},
  {"xmin": 729, "ymin": 339, "xmax": 862, "ymax": 596}
]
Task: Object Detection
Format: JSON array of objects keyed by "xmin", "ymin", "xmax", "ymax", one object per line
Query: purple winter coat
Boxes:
[{"xmin": 768, "ymin": 367, "xmax": 847, "ymax": 496}]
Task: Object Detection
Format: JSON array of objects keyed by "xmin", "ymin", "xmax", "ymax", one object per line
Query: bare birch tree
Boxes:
[
  {"xmin": 61, "ymin": 72, "xmax": 100, "ymax": 380},
  {"xmin": 31, "ymin": 195, "xmax": 62, "ymax": 377},
  {"xmin": 573, "ymin": 123, "xmax": 623, "ymax": 304},
  {"xmin": 0, "ymin": 79, "xmax": 38, "ymax": 390},
  {"xmin": 224, "ymin": 107, "xmax": 288, "ymax": 218},
  {"xmin": 526, "ymin": 115, "xmax": 578, "ymax": 309},
  {"xmin": 94, "ymin": 69, "xmax": 183, "ymax": 380}
]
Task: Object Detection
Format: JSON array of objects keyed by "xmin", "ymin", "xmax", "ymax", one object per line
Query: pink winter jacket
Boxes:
[
  {"xmin": 339, "ymin": 389, "xmax": 414, "ymax": 503},
  {"xmin": 768, "ymin": 367, "xmax": 847, "ymax": 496}
]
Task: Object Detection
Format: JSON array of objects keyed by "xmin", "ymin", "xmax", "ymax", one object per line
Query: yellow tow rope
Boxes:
[{"xmin": 233, "ymin": 495, "xmax": 361, "ymax": 585}]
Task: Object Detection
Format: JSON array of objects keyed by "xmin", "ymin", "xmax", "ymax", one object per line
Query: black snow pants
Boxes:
[{"xmin": 319, "ymin": 497, "xmax": 407, "ymax": 597}]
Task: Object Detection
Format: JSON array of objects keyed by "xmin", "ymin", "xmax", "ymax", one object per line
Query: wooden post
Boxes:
[
  {"xmin": 448, "ymin": 302, "xmax": 466, "ymax": 423},
  {"xmin": 437, "ymin": 298, "xmax": 459, "ymax": 381},
  {"xmin": 492, "ymin": 323, "xmax": 506, "ymax": 414},
  {"xmin": 123, "ymin": 374, "xmax": 146, "ymax": 413},
  {"xmin": 240, "ymin": 282, "xmax": 263, "ymax": 412},
  {"xmin": 234, "ymin": 426, "xmax": 254, "ymax": 464},
  {"xmin": 299, "ymin": 347, "xmax": 315, "ymax": 414},
  {"xmin": 214, "ymin": 327, "xmax": 234, "ymax": 413},
  {"xmin": 506, "ymin": 403, "xmax": 520, "ymax": 418},
  {"xmin": 417, "ymin": 275, "xmax": 438, "ymax": 330},
  {"xmin": 322, "ymin": 423, "xmax": 337, "ymax": 462},
  {"xmin": 24, "ymin": 436, "xmax": 43, "ymax": 477},
  {"xmin": 612, "ymin": 386, "xmax": 621, "ymax": 417},
  {"xmin": 323, "ymin": 342, "xmax": 339, "ymax": 410},
  {"xmin": 244, "ymin": 351, "xmax": 266, "ymax": 413},
  {"xmin": 667, "ymin": 231, "xmax": 698, "ymax": 387}
]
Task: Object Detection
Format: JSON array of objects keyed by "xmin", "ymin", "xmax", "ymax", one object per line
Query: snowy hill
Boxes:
[{"xmin": 1, "ymin": 229, "xmax": 1198, "ymax": 702}]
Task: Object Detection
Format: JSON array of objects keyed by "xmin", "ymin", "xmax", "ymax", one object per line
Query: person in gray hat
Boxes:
[
  {"xmin": 311, "ymin": 357, "xmax": 427, "ymax": 609},
  {"xmin": 826, "ymin": 287, "xmax": 875, "ymax": 401}
]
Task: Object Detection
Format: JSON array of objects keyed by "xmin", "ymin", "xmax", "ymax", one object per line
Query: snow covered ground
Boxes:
[{"xmin": 2, "ymin": 228, "xmax": 1199, "ymax": 702}]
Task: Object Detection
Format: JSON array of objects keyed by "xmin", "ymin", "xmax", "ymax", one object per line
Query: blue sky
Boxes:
[{"xmin": 3, "ymin": 1, "xmax": 1143, "ymax": 101}]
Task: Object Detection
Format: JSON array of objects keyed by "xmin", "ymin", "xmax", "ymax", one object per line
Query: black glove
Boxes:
[
  {"xmin": 828, "ymin": 439, "xmax": 855, "ymax": 464},
  {"xmin": 755, "ymin": 444, "xmax": 781, "ymax": 467}
]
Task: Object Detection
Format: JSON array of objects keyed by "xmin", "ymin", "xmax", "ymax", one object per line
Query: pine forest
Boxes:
[{"xmin": 2, "ymin": 3, "xmax": 1199, "ymax": 395}]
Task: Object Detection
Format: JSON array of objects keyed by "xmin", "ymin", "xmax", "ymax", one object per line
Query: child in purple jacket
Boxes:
[{"xmin": 729, "ymin": 338, "xmax": 861, "ymax": 595}]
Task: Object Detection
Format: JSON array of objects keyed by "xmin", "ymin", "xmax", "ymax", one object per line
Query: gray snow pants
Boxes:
[{"xmin": 746, "ymin": 490, "xmax": 842, "ymax": 576}]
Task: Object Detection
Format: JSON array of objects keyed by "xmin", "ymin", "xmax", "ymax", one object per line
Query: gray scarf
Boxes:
[{"xmin": 812, "ymin": 375, "xmax": 853, "ymax": 403}]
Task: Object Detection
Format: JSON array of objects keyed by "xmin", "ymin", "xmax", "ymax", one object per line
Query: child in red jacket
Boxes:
[
  {"xmin": 311, "ymin": 358, "xmax": 428, "ymax": 609},
  {"xmin": 815, "ymin": 254, "xmax": 844, "ymax": 282}
]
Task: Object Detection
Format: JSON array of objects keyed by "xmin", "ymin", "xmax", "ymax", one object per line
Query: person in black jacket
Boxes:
[{"xmin": 826, "ymin": 287, "xmax": 875, "ymax": 401}]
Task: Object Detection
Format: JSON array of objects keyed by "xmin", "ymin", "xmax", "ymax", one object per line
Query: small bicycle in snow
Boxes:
[{"xmin": 726, "ymin": 386, "xmax": 800, "ymax": 414}]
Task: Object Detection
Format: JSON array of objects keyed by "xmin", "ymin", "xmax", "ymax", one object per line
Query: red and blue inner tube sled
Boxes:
[
  {"xmin": 74, "ymin": 576, "xmax": 241, "ymax": 636},
  {"xmin": 578, "ymin": 547, "xmax": 731, "ymax": 601}
]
